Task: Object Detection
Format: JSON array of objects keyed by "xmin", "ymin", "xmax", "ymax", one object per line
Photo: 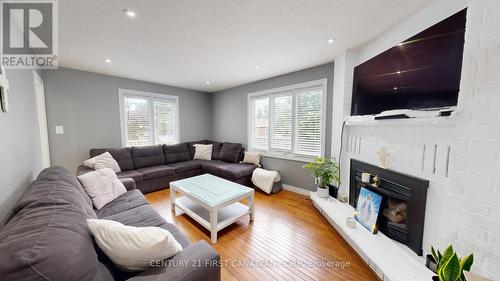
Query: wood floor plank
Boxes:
[{"xmin": 145, "ymin": 188, "xmax": 378, "ymax": 281}]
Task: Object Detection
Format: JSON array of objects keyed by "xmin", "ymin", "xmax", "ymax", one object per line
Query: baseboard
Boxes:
[{"xmin": 282, "ymin": 184, "xmax": 312, "ymax": 196}]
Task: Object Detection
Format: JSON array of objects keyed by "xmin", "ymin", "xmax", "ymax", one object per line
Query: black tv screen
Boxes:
[{"xmin": 351, "ymin": 9, "xmax": 467, "ymax": 116}]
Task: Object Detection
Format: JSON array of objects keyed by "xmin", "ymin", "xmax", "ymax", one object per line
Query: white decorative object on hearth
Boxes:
[
  {"xmin": 316, "ymin": 186, "xmax": 329, "ymax": 198},
  {"xmin": 0, "ymin": 65, "xmax": 10, "ymax": 113}
]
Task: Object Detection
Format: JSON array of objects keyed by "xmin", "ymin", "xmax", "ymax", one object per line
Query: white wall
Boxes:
[{"xmin": 332, "ymin": 0, "xmax": 500, "ymax": 279}]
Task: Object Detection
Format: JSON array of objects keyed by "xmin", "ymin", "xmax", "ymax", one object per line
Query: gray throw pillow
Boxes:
[{"xmin": 220, "ymin": 142, "xmax": 242, "ymax": 163}]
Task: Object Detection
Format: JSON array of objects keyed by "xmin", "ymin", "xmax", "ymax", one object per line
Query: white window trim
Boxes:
[
  {"xmin": 247, "ymin": 78, "xmax": 328, "ymax": 162},
  {"xmin": 118, "ymin": 88, "xmax": 180, "ymax": 147}
]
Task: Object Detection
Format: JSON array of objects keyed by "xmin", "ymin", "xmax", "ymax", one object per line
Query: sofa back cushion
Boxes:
[
  {"xmin": 188, "ymin": 140, "xmax": 208, "ymax": 159},
  {"xmin": 8, "ymin": 167, "xmax": 96, "ymax": 221},
  {"xmin": 239, "ymin": 147, "xmax": 245, "ymax": 162},
  {"xmin": 163, "ymin": 143, "xmax": 190, "ymax": 164},
  {"xmin": 131, "ymin": 145, "xmax": 165, "ymax": 169},
  {"xmin": 207, "ymin": 140, "xmax": 223, "ymax": 160},
  {"xmin": 90, "ymin": 147, "xmax": 134, "ymax": 171},
  {"xmin": 0, "ymin": 167, "xmax": 111, "ymax": 281},
  {"xmin": 220, "ymin": 142, "xmax": 243, "ymax": 163}
]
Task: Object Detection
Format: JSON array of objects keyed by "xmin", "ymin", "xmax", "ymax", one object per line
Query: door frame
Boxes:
[{"xmin": 34, "ymin": 71, "xmax": 51, "ymax": 168}]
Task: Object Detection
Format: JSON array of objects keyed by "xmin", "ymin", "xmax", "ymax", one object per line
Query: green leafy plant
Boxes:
[
  {"xmin": 303, "ymin": 157, "xmax": 341, "ymax": 188},
  {"xmin": 430, "ymin": 245, "xmax": 473, "ymax": 281}
]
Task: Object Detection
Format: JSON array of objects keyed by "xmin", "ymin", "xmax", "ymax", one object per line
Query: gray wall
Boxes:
[
  {"xmin": 211, "ymin": 63, "xmax": 334, "ymax": 191},
  {"xmin": 42, "ymin": 68, "xmax": 212, "ymax": 172},
  {"xmin": 0, "ymin": 70, "xmax": 44, "ymax": 224}
]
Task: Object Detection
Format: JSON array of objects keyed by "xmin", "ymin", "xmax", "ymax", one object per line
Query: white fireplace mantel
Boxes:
[{"xmin": 310, "ymin": 192, "xmax": 434, "ymax": 281}]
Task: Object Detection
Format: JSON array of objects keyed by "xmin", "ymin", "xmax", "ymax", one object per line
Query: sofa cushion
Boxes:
[
  {"xmin": 188, "ymin": 139, "xmax": 208, "ymax": 159},
  {"xmin": 132, "ymin": 145, "xmax": 165, "ymax": 169},
  {"xmin": 200, "ymin": 161, "xmax": 257, "ymax": 180},
  {"xmin": 207, "ymin": 140, "xmax": 223, "ymax": 160},
  {"xmin": 0, "ymin": 171, "xmax": 103, "ymax": 280},
  {"xmin": 163, "ymin": 143, "xmax": 190, "ymax": 164},
  {"xmin": 193, "ymin": 144, "xmax": 213, "ymax": 160},
  {"xmin": 117, "ymin": 170, "xmax": 143, "ymax": 182},
  {"xmin": 220, "ymin": 142, "xmax": 243, "ymax": 163},
  {"xmin": 87, "ymin": 219, "xmax": 183, "ymax": 271},
  {"xmin": 167, "ymin": 160, "xmax": 201, "ymax": 174},
  {"xmin": 137, "ymin": 165, "xmax": 175, "ymax": 180},
  {"xmin": 78, "ymin": 168, "xmax": 127, "ymax": 209},
  {"xmin": 95, "ymin": 190, "xmax": 149, "ymax": 218},
  {"xmin": 101, "ymin": 205, "xmax": 190, "ymax": 249},
  {"xmin": 90, "ymin": 147, "xmax": 134, "ymax": 171},
  {"xmin": 8, "ymin": 167, "xmax": 97, "ymax": 222}
]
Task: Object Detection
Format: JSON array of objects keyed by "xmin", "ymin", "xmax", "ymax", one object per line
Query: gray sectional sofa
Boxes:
[
  {"xmin": 78, "ymin": 140, "xmax": 258, "ymax": 193},
  {"xmin": 0, "ymin": 166, "xmax": 221, "ymax": 281}
]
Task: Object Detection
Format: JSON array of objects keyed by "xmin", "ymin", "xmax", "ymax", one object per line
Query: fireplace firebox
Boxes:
[{"xmin": 349, "ymin": 159, "xmax": 429, "ymax": 255}]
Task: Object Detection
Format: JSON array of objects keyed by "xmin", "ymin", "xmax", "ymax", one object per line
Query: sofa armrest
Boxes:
[
  {"xmin": 77, "ymin": 165, "xmax": 94, "ymax": 175},
  {"xmin": 127, "ymin": 241, "xmax": 221, "ymax": 281},
  {"xmin": 120, "ymin": 178, "xmax": 137, "ymax": 191}
]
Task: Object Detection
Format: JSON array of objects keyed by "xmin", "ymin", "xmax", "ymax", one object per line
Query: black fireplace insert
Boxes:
[{"xmin": 349, "ymin": 159, "xmax": 429, "ymax": 255}]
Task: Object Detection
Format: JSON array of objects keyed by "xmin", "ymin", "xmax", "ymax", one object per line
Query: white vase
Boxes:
[{"xmin": 317, "ymin": 186, "xmax": 329, "ymax": 198}]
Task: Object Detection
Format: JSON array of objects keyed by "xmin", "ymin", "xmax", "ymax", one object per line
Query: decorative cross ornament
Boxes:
[
  {"xmin": 377, "ymin": 147, "xmax": 390, "ymax": 168},
  {"xmin": 0, "ymin": 65, "xmax": 9, "ymax": 113}
]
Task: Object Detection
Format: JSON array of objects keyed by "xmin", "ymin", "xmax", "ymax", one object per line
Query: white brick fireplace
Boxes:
[{"xmin": 330, "ymin": 0, "xmax": 500, "ymax": 279}]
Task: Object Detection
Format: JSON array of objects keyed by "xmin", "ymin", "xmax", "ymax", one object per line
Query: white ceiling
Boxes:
[{"xmin": 59, "ymin": 0, "xmax": 433, "ymax": 92}]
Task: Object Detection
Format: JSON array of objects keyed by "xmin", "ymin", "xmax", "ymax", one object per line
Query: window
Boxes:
[
  {"xmin": 248, "ymin": 79, "xmax": 327, "ymax": 161},
  {"xmin": 119, "ymin": 89, "xmax": 179, "ymax": 147}
]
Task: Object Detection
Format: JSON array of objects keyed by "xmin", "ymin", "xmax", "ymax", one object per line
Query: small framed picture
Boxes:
[
  {"xmin": 0, "ymin": 66, "xmax": 9, "ymax": 113},
  {"xmin": 355, "ymin": 187, "xmax": 382, "ymax": 233}
]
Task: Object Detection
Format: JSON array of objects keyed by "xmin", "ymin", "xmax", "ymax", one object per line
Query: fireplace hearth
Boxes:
[{"xmin": 350, "ymin": 159, "xmax": 429, "ymax": 255}]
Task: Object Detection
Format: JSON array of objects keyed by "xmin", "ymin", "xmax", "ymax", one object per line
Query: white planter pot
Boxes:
[{"xmin": 317, "ymin": 186, "xmax": 329, "ymax": 198}]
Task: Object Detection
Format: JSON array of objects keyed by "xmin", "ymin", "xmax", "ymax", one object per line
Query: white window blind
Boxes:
[
  {"xmin": 271, "ymin": 93, "xmax": 293, "ymax": 151},
  {"xmin": 119, "ymin": 89, "xmax": 179, "ymax": 147},
  {"xmin": 296, "ymin": 88, "xmax": 322, "ymax": 156},
  {"xmin": 252, "ymin": 97, "xmax": 269, "ymax": 150},
  {"xmin": 248, "ymin": 79, "xmax": 326, "ymax": 160},
  {"xmin": 153, "ymin": 99, "xmax": 177, "ymax": 145},
  {"xmin": 124, "ymin": 96, "xmax": 150, "ymax": 146}
]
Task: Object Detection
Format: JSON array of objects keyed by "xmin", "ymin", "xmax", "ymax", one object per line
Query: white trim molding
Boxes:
[
  {"xmin": 282, "ymin": 184, "xmax": 312, "ymax": 196},
  {"xmin": 118, "ymin": 88, "xmax": 180, "ymax": 147}
]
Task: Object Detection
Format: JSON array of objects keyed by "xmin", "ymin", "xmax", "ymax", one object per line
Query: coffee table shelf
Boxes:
[{"xmin": 175, "ymin": 196, "xmax": 250, "ymax": 232}]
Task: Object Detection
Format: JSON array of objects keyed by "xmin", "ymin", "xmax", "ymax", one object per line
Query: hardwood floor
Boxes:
[{"xmin": 145, "ymin": 188, "xmax": 378, "ymax": 281}]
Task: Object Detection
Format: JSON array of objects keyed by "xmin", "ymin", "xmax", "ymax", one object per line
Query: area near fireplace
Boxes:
[
  {"xmin": 311, "ymin": 191, "xmax": 434, "ymax": 281},
  {"xmin": 350, "ymin": 159, "xmax": 429, "ymax": 255}
]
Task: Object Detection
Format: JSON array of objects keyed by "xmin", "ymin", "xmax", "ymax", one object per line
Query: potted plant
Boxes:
[
  {"xmin": 428, "ymin": 245, "xmax": 473, "ymax": 281},
  {"xmin": 303, "ymin": 157, "xmax": 341, "ymax": 198}
]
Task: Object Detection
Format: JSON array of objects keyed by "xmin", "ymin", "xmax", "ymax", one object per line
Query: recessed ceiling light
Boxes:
[
  {"xmin": 105, "ymin": 59, "xmax": 111, "ymax": 63},
  {"xmin": 327, "ymin": 38, "xmax": 335, "ymax": 44},
  {"xmin": 205, "ymin": 81, "xmax": 211, "ymax": 85},
  {"xmin": 253, "ymin": 65, "xmax": 259, "ymax": 69},
  {"xmin": 396, "ymin": 70, "xmax": 401, "ymax": 74},
  {"xmin": 123, "ymin": 9, "xmax": 136, "ymax": 18},
  {"xmin": 394, "ymin": 87, "xmax": 398, "ymax": 90}
]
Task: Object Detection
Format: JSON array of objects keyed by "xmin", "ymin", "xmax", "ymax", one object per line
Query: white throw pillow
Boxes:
[
  {"xmin": 193, "ymin": 144, "xmax": 213, "ymax": 160},
  {"xmin": 242, "ymin": 151, "xmax": 261, "ymax": 167},
  {"xmin": 87, "ymin": 219, "xmax": 183, "ymax": 271},
  {"xmin": 83, "ymin": 152, "xmax": 121, "ymax": 173},
  {"xmin": 77, "ymin": 168, "xmax": 127, "ymax": 209}
]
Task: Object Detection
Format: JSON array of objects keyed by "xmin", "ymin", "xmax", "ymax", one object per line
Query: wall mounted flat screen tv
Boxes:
[{"xmin": 351, "ymin": 9, "xmax": 467, "ymax": 116}]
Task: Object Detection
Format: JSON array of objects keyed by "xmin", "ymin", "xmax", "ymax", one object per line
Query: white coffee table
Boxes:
[{"xmin": 170, "ymin": 174, "xmax": 254, "ymax": 244}]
